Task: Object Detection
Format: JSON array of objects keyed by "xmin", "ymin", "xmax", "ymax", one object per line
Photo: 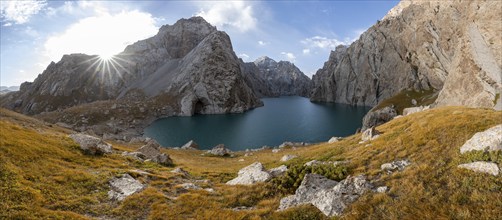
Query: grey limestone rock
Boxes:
[
  {"xmin": 208, "ymin": 144, "xmax": 231, "ymax": 156},
  {"xmin": 460, "ymin": 124, "xmax": 502, "ymax": 154},
  {"xmin": 226, "ymin": 162, "xmax": 272, "ymax": 185},
  {"xmin": 180, "ymin": 140, "xmax": 199, "ymax": 150},
  {"xmin": 458, "ymin": 162, "xmax": 499, "ymax": 176},
  {"xmin": 381, "ymin": 159, "xmax": 411, "ymax": 173},
  {"xmin": 69, "ymin": 133, "xmax": 113, "ymax": 155},
  {"xmin": 268, "ymin": 165, "xmax": 288, "ymax": 177},
  {"xmin": 108, "ymin": 174, "xmax": 145, "ymax": 201},
  {"xmin": 280, "ymin": 155, "xmax": 298, "ymax": 162},
  {"xmin": 361, "ymin": 106, "xmax": 397, "ymax": 131},
  {"xmin": 361, "ymin": 127, "xmax": 380, "ymax": 142}
]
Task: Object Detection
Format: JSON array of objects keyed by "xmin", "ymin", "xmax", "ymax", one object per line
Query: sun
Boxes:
[{"xmin": 99, "ymin": 52, "xmax": 115, "ymax": 61}]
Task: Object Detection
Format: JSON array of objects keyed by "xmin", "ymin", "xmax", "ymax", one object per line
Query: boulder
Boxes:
[
  {"xmin": 226, "ymin": 162, "xmax": 272, "ymax": 185},
  {"xmin": 135, "ymin": 140, "xmax": 173, "ymax": 166},
  {"xmin": 108, "ymin": 174, "xmax": 145, "ymax": 201},
  {"xmin": 403, "ymin": 105, "xmax": 430, "ymax": 116},
  {"xmin": 69, "ymin": 133, "xmax": 113, "ymax": 155},
  {"xmin": 208, "ymin": 144, "xmax": 231, "ymax": 156},
  {"xmin": 171, "ymin": 167, "xmax": 189, "ymax": 176},
  {"xmin": 278, "ymin": 174, "xmax": 373, "ymax": 217},
  {"xmin": 268, "ymin": 165, "xmax": 288, "ymax": 177},
  {"xmin": 328, "ymin": 137, "xmax": 341, "ymax": 143},
  {"xmin": 361, "ymin": 127, "xmax": 380, "ymax": 142},
  {"xmin": 121, "ymin": 151, "xmax": 147, "ymax": 161},
  {"xmin": 458, "ymin": 162, "xmax": 500, "ymax": 176},
  {"xmin": 361, "ymin": 106, "xmax": 397, "ymax": 131},
  {"xmin": 278, "ymin": 141, "xmax": 309, "ymax": 149},
  {"xmin": 381, "ymin": 159, "xmax": 411, "ymax": 173},
  {"xmin": 181, "ymin": 140, "xmax": 199, "ymax": 150},
  {"xmin": 460, "ymin": 124, "xmax": 502, "ymax": 154},
  {"xmin": 280, "ymin": 155, "xmax": 298, "ymax": 162}
]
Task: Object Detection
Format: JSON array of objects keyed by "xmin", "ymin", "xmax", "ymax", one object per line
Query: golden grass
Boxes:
[{"xmin": 1, "ymin": 106, "xmax": 501, "ymax": 219}]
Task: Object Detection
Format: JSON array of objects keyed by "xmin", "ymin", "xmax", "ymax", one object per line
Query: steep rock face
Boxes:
[
  {"xmin": 2, "ymin": 17, "xmax": 262, "ymax": 119},
  {"xmin": 251, "ymin": 56, "xmax": 312, "ymax": 97},
  {"xmin": 310, "ymin": 1, "xmax": 501, "ymax": 110}
]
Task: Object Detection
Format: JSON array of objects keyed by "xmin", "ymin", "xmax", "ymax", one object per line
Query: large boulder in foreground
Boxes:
[
  {"xmin": 458, "ymin": 162, "xmax": 500, "ymax": 176},
  {"xmin": 278, "ymin": 174, "xmax": 373, "ymax": 217},
  {"xmin": 108, "ymin": 174, "xmax": 145, "ymax": 201},
  {"xmin": 460, "ymin": 124, "xmax": 502, "ymax": 154},
  {"xmin": 69, "ymin": 133, "xmax": 113, "ymax": 155},
  {"xmin": 226, "ymin": 162, "xmax": 272, "ymax": 185}
]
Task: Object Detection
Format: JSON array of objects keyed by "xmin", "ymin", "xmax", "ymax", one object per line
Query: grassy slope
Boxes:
[{"xmin": 1, "ymin": 107, "xmax": 501, "ymax": 219}]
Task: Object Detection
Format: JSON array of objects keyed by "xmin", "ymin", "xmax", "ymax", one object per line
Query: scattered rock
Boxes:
[
  {"xmin": 171, "ymin": 167, "xmax": 189, "ymax": 176},
  {"xmin": 238, "ymin": 158, "xmax": 245, "ymax": 162},
  {"xmin": 272, "ymin": 148, "xmax": 281, "ymax": 153},
  {"xmin": 135, "ymin": 140, "xmax": 173, "ymax": 166},
  {"xmin": 459, "ymin": 124, "xmax": 502, "ymax": 154},
  {"xmin": 304, "ymin": 160, "xmax": 348, "ymax": 167},
  {"xmin": 375, "ymin": 186, "xmax": 388, "ymax": 193},
  {"xmin": 108, "ymin": 174, "xmax": 145, "ymax": 201},
  {"xmin": 268, "ymin": 165, "xmax": 288, "ymax": 177},
  {"xmin": 208, "ymin": 144, "xmax": 231, "ymax": 156},
  {"xmin": 244, "ymin": 152, "xmax": 253, "ymax": 157},
  {"xmin": 403, "ymin": 105, "xmax": 430, "ymax": 116},
  {"xmin": 181, "ymin": 140, "xmax": 199, "ymax": 150},
  {"xmin": 179, "ymin": 183, "xmax": 202, "ymax": 190},
  {"xmin": 121, "ymin": 151, "xmax": 147, "ymax": 161},
  {"xmin": 381, "ymin": 160, "xmax": 411, "ymax": 173},
  {"xmin": 411, "ymin": 99, "xmax": 417, "ymax": 105},
  {"xmin": 232, "ymin": 206, "xmax": 256, "ymax": 211},
  {"xmin": 361, "ymin": 127, "xmax": 380, "ymax": 142},
  {"xmin": 281, "ymin": 155, "xmax": 298, "ymax": 162},
  {"xmin": 278, "ymin": 174, "xmax": 373, "ymax": 217},
  {"xmin": 458, "ymin": 162, "xmax": 500, "ymax": 176},
  {"xmin": 69, "ymin": 133, "xmax": 113, "ymax": 155},
  {"xmin": 205, "ymin": 188, "xmax": 215, "ymax": 193},
  {"xmin": 278, "ymin": 142, "xmax": 309, "ymax": 149},
  {"xmin": 129, "ymin": 169, "xmax": 151, "ymax": 176},
  {"xmin": 226, "ymin": 162, "xmax": 272, "ymax": 185},
  {"xmin": 361, "ymin": 106, "xmax": 397, "ymax": 131},
  {"xmin": 328, "ymin": 137, "xmax": 341, "ymax": 143}
]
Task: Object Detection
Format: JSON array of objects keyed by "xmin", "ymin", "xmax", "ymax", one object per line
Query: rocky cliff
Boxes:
[
  {"xmin": 0, "ymin": 17, "xmax": 264, "ymax": 138},
  {"xmin": 243, "ymin": 56, "xmax": 312, "ymax": 97},
  {"xmin": 311, "ymin": 0, "xmax": 501, "ymax": 110}
]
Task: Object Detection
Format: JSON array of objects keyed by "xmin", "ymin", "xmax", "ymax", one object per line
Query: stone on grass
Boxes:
[
  {"xmin": 458, "ymin": 162, "xmax": 499, "ymax": 176},
  {"xmin": 171, "ymin": 167, "xmax": 189, "ymax": 176},
  {"xmin": 108, "ymin": 174, "xmax": 144, "ymax": 201},
  {"xmin": 361, "ymin": 127, "xmax": 380, "ymax": 142},
  {"xmin": 269, "ymin": 165, "xmax": 288, "ymax": 177},
  {"xmin": 181, "ymin": 140, "xmax": 199, "ymax": 150},
  {"xmin": 403, "ymin": 105, "xmax": 430, "ymax": 116},
  {"xmin": 328, "ymin": 137, "xmax": 341, "ymax": 143},
  {"xmin": 381, "ymin": 160, "xmax": 411, "ymax": 173},
  {"xmin": 208, "ymin": 144, "xmax": 231, "ymax": 156},
  {"xmin": 459, "ymin": 124, "xmax": 502, "ymax": 154},
  {"xmin": 70, "ymin": 133, "xmax": 113, "ymax": 155},
  {"xmin": 226, "ymin": 162, "xmax": 272, "ymax": 185},
  {"xmin": 133, "ymin": 140, "xmax": 173, "ymax": 166},
  {"xmin": 278, "ymin": 174, "xmax": 373, "ymax": 217},
  {"xmin": 281, "ymin": 155, "xmax": 298, "ymax": 162}
]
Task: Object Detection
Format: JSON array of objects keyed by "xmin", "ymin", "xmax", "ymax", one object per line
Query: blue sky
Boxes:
[{"xmin": 0, "ymin": 0, "xmax": 399, "ymax": 87}]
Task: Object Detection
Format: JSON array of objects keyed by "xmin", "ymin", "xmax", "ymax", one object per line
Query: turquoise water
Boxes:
[{"xmin": 144, "ymin": 96, "xmax": 370, "ymax": 150}]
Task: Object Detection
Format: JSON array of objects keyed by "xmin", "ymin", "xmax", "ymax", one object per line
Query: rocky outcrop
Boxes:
[
  {"xmin": 69, "ymin": 133, "xmax": 112, "ymax": 155},
  {"xmin": 1, "ymin": 17, "xmax": 262, "ymax": 135},
  {"xmin": 278, "ymin": 174, "xmax": 374, "ymax": 217},
  {"xmin": 226, "ymin": 162, "xmax": 272, "ymax": 185},
  {"xmin": 136, "ymin": 140, "xmax": 173, "ymax": 166},
  {"xmin": 460, "ymin": 124, "xmax": 502, "ymax": 154},
  {"xmin": 310, "ymin": 1, "xmax": 501, "ymax": 110},
  {"xmin": 207, "ymin": 144, "xmax": 232, "ymax": 156},
  {"xmin": 108, "ymin": 174, "xmax": 145, "ymax": 201},
  {"xmin": 458, "ymin": 162, "xmax": 499, "ymax": 176},
  {"xmin": 361, "ymin": 106, "xmax": 397, "ymax": 131}
]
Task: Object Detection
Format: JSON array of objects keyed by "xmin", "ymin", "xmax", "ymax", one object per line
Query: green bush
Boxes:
[
  {"xmin": 460, "ymin": 150, "xmax": 502, "ymax": 164},
  {"xmin": 272, "ymin": 163, "xmax": 348, "ymax": 194}
]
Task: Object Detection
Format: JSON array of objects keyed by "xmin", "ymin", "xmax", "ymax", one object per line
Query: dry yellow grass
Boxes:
[{"xmin": 1, "ymin": 106, "xmax": 501, "ymax": 219}]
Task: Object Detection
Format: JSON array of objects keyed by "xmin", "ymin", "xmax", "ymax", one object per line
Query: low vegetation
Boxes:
[{"xmin": 1, "ymin": 106, "xmax": 501, "ymax": 219}]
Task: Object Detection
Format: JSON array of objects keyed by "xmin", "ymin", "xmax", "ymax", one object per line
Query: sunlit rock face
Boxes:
[
  {"xmin": 1, "ymin": 17, "xmax": 262, "ymax": 116},
  {"xmin": 311, "ymin": 1, "xmax": 501, "ymax": 109}
]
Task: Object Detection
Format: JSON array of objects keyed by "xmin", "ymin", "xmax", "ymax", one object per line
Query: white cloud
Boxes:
[
  {"xmin": 0, "ymin": 0, "xmax": 47, "ymax": 25},
  {"xmin": 301, "ymin": 36, "xmax": 348, "ymax": 51},
  {"xmin": 302, "ymin": 48, "xmax": 310, "ymax": 55},
  {"xmin": 238, "ymin": 53, "xmax": 250, "ymax": 61},
  {"xmin": 195, "ymin": 1, "xmax": 257, "ymax": 32},
  {"xmin": 258, "ymin": 40, "xmax": 268, "ymax": 46},
  {"xmin": 281, "ymin": 52, "xmax": 296, "ymax": 62},
  {"xmin": 44, "ymin": 10, "xmax": 158, "ymax": 62}
]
